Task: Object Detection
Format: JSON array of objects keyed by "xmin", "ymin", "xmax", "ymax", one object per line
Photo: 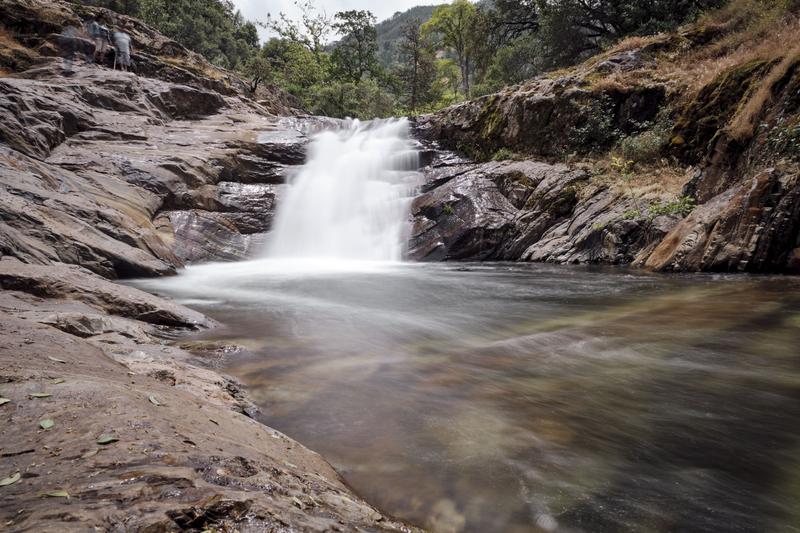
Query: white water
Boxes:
[{"xmin": 265, "ymin": 118, "xmax": 422, "ymax": 262}]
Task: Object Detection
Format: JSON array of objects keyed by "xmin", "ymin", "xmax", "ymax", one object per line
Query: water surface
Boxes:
[{"xmin": 137, "ymin": 261, "xmax": 800, "ymax": 533}]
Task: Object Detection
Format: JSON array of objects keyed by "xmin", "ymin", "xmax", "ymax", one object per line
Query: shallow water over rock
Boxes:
[{"xmin": 138, "ymin": 262, "xmax": 800, "ymax": 532}]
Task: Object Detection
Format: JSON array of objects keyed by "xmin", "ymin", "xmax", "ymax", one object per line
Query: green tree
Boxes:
[
  {"xmin": 396, "ymin": 18, "xmax": 438, "ymax": 113},
  {"xmin": 331, "ymin": 10, "xmax": 380, "ymax": 84},
  {"xmin": 423, "ymin": 0, "xmax": 477, "ymax": 98},
  {"xmin": 265, "ymin": 0, "xmax": 332, "ymax": 62}
]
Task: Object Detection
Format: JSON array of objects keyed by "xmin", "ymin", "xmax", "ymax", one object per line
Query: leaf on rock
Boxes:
[
  {"xmin": 148, "ymin": 394, "xmax": 160, "ymax": 406},
  {"xmin": 29, "ymin": 393, "xmax": 51, "ymax": 398},
  {"xmin": 39, "ymin": 419, "xmax": 55, "ymax": 430},
  {"xmin": 96, "ymin": 434, "xmax": 118, "ymax": 445},
  {"xmin": 82, "ymin": 449, "xmax": 99, "ymax": 459},
  {"xmin": 48, "ymin": 356, "xmax": 67, "ymax": 364},
  {"xmin": 52, "ymin": 378, "xmax": 65, "ymax": 385},
  {"xmin": 0, "ymin": 473, "xmax": 21, "ymax": 486},
  {"xmin": 38, "ymin": 489, "xmax": 69, "ymax": 498},
  {"xmin": 0, "ymin": 398, "xmax": 10, "ymax": 406}
]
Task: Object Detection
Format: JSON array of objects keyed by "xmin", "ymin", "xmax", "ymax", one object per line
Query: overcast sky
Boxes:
[{"xmin": 231, "ymin": 0, "xmax": 452, "ymax": 42}]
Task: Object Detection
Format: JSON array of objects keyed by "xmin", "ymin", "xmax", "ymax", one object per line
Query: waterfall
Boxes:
[{"xmin": 266, "ymin": 118, "xmax": 421, "ymax": 263}]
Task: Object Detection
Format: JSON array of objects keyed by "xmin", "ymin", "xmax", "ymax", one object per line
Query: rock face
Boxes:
[
  {"xmin": 415, "ymin": 20, "xmax": 800, "ymax": 273},
  {"xmin": 0, "ymin": 63, "xmax": 313, "ymax": 274},
  {"xmin": 410, "ymin": 151, "xmax": 678, "ymax": 264}
]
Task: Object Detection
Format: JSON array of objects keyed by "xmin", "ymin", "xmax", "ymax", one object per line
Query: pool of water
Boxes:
[{"xmin": 136, "ymin": 261, "xmax": 800, "ymax": 533}]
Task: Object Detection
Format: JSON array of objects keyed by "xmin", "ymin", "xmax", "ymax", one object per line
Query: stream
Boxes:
[{"xmin": 136, "ymin": 261, "xmax": 800, "ymax": 533}]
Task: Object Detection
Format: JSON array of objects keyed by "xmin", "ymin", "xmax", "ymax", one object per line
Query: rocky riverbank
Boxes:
[
  {"xmin": 0, "ymin": 1, "xmax": 418, "ymax": 530},
  {"xmin": 413, "ymin": 9, "xmax": 800, "ymax": 272}
]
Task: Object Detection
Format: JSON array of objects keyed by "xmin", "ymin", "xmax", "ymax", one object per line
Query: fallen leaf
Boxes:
[
  {"xmin": 48, "ymin": 356, "xmax": 67, "ymax": 364},
  {"xmin": 81, "ymin": 449, "xmax": 99, "ymax": 459},
  {"xmin": 0, "ymin": 398, "xmax": 10, "ymax": 406},
  {"xmin": 39, "ymin": 419, "xmax": 54, "ymax": 430},
  {"xmin": 29, "ymin": 393, "xmax": 51, "ymax": 399},
  {"xmin": 96, "ymin": 434, "xmax": 118, "ymax": 445},
  {"xmin": 148, "ymin": 394, "xmax": 160, "ymax": 406},
  {"xmin": 0, "ymin": 473, "xmax": 21, "ymax": 487},
  {"xmin": 51, "ymin": 378, "xmax": 65, "ymax": 385},
  {"xmin": 38, "ymin": 489, "xmax": 69, "ymax": 498}
]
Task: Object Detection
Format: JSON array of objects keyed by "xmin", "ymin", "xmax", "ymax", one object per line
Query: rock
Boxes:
[
  {"xmin": 643, "ymin": 169, "xmax": 800, "ymax": 272},
  {"xmin": 0, "ymin": 259, "xmax": 210, "ymax": 328},
  {"xmin": 415, "ymin": 72, "xmax": 665, "ymax": 160},
  {"xmin": 0, "ymin": 299, "xmax": 420, "ymax": 533},
  {"xmin": 409, "ymin": 155, "xmax": 676, "ymax": 264}
]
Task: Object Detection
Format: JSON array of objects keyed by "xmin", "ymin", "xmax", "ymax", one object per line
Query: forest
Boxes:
[{"xmin": 75, "ymin": 0, "xmax": 730, "ymax": 118}]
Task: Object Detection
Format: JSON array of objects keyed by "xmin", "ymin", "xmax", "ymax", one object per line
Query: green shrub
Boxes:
[
  {"xmin": 615, "ymin": 121, "xmax": 670, "ymax": 164},
  {"xmin": 491, "ymin": 148, "xmax": 516, "ymax": 161},
  {"xmin": 647, "ymin": 196, "xmax": 696, "ymax": 219}
]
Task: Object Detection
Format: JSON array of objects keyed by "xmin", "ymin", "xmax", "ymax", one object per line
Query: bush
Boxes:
[
  {"xmin": 647, "ymin": 196, "xmax": 695, "ymax": 219},
  {"xmin": 491, "ymin": 148, "xmax": 517, "ymax": 161},
  {"xmin": 616, "ymin": 127, "xmax": 668, "ymax": 164}
]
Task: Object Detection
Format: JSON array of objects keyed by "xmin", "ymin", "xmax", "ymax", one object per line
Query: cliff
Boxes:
[
  {"xmin": 413, "ymin": 1, "xmax": 800, "ymax": 273},
  {"xmin": 0, "ymin": 1, "xmax": 417, "ymax": 531}
]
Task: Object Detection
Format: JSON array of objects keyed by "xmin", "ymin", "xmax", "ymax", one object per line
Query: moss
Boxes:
[
  {"xmin": 548, "ymin": 185, "xmax": 579, "ymax": 216},
  {"xmin": 479, "ymin": 95, "xmax": 505, "ymax": 140}
]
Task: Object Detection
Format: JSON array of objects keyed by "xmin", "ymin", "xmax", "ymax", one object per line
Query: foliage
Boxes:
[
  {"xmin": 491, "ymin": 148, "xmax": 517, "ymax": 161},
  {"xmin": 616, "ymin": 121, "xmax": 670, "ymax": 164},
  {"xmin": 265, "ymin": 0, "xmax": 332, "ymax": 61},
  {"xmin": 375, "ymin": 5, "xmax": 438, "ymax": 68},
  {"xmin": 331, "ymin": 10, "xmax": 381, "ymax": 84},
  {"xmin": 74, "ymin": 0, "xmax": 259, "ymax": 69},
  {"xmin": 394, "ymin": 18, "xmax": 439, "ymax": 113},
  {"xmin": 647, "ymin": 196, "xmax": 696, "ymax": 218},
  {"xmin": 423, "ymin": 0, "xmax": 478, "ymax": 98},
  {"xmin": 307, "ymin": 79, "xmax": 397, "ymax": 119}
]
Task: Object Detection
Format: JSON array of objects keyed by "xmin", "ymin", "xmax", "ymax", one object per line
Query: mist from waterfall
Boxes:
[{"xmin": 265, "ymin": 119, "xmax": 422, "ymax": 263}]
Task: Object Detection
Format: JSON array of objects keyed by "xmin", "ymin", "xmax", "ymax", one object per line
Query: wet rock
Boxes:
[
  {"xmin": 644, "ymin": 169, "xmax": 800, "ymax": 272},
  {"xmin": 410, "ymin": 157, "xmax": 671, "ymax": 264},
  {"xmin": 0, "ymin": 259, "xmax": 210, "ymax": 328}
]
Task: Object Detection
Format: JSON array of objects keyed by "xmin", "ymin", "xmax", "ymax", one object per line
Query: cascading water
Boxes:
[{"xmin": 266, "ymin": 118, "xmax": 422, "ymax": 263}]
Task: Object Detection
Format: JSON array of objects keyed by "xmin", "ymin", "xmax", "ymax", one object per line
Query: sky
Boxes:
[{"xmin": 230, "ymin": 0, "xmax": 452, "ymax": 42}]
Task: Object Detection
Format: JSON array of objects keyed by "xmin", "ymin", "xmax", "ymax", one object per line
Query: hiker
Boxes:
[
  {"xmin": 85, "ymin": 18, "xmax": 102, "ymax": 63},
  {"xmin": 57, "ymin": 25, "xmax": 80, "ymax": 75},
  {"xmin": 113, "ymin": 30, "xmax": 133, "ymax": 72}
]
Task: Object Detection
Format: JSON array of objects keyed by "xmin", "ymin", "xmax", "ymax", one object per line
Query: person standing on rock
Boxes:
[
  {"xmin": 58, "ymin": 25, "xmax": 80, "ymax": 75},
  {"xmin": 85, "ymin": 18, "xmax": 107, "ymax": 64},
  {"xmin": 113, "ymin": 30, "xmax": 133, "ymax": 72}
]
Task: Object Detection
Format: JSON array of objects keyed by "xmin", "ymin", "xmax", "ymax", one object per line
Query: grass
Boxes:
[
  {"xmin": 726, "ymin": 41, "xmax": 800, "ymax": 141},
  {"xmin": 668, "ymin": 0, "xmax": 800, "ymax": 95}
]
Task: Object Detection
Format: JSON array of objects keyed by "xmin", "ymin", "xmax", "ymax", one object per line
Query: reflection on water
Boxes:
[{"xmin": 136, "ymin": 261, "xmax": 800, "ymax": 533}]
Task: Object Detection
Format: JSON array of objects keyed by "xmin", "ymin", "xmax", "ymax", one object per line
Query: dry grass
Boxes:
[
  {"xmin": 584, "ymin": 157, "xmax": 690, "ymax": 199},
  {"xmin": 667, "ymin": 0, "xmax": 800, "ymax": 94},
  {"xmin": 727, "ymin": 42, "xmax": 800, "ymax": 141},
  {"xmin": 0, "ymin": 25, "xmax": 26, "ymax": 51}
]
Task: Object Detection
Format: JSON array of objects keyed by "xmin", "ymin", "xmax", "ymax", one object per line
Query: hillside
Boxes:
[
  {"xmin": 376, "ymin": 5, "xmax": 437, "ymax": 68},
  {"xmin": 412, "ymin": 0, "xmax": 800, "ymax": 272}
]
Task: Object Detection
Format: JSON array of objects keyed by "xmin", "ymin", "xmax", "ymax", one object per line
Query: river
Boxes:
[{"xmin": 136, "ymin": 261, "xmax": 800, "ymax": 532}]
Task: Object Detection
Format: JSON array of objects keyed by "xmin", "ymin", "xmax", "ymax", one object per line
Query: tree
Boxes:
[
  {"xmin": 265, "ymin": 0, "xmax": 332, "ymax": 62},
  {"xmin": 396, "ymin": 18, "xmax": 438, "ymax": 113},
  {"xmin": 331, "ymin": 10, "xmax": 380, "ymax": 84},
  {"xmin": 423, "ymin": 0, "xmax": 477, "ymax": 98}
]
